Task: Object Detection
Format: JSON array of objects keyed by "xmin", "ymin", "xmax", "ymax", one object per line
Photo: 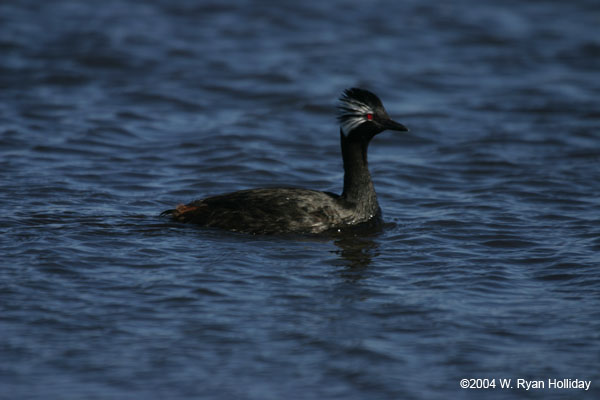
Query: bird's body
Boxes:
[
  {"xmin": 167, "ymin": 187, "xmax": 378, "ymax": 235},
  {"xmin": 162, "ymin": 88, "xmax": 408, "ymax": 235}
]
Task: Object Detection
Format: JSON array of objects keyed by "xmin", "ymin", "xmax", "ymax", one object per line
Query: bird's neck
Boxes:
[{"xmin": 340, "ymin": 130, "xmax": 380, "ymax": 216}]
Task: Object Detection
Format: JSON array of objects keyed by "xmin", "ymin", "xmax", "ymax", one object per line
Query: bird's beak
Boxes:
[{"xmin": 383, "ymin": 118, "xmax": 409, "ymax": 132}]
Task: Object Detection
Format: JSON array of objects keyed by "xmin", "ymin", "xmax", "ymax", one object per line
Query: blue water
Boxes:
[{"xmin": 1, "ymin": 0, "xmax": 599, "ymax": 399}]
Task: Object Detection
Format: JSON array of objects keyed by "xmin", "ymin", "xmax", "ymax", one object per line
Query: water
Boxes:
[{"xmin": 1, "ymin": 0, "xmax": 599, "ymax": 399}]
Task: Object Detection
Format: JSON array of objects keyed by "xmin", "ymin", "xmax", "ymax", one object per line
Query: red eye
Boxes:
[{"xmin": 366, "ymin": 113, "xmax": 373, "ymax": 121}]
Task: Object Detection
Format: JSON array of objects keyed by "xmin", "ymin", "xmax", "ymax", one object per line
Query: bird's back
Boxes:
[{"xmin": 164, "ymin": 188, "xmax": 375, "ymax": 234}]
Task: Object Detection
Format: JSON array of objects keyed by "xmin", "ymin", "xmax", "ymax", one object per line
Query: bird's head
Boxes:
[{"xmin": 337, "ymin": 88, "xmax": 408, "ymax": 139}]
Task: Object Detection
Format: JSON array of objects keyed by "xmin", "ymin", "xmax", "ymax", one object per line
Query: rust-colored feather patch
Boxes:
[{"xmin": 173, "ymin": 204, "xmax": 199, "ymax": 220}]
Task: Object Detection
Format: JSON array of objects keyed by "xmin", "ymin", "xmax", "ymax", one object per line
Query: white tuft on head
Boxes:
[{"xmin": 337, "ymin": 88, "xmax": 379, "ymax": 136}]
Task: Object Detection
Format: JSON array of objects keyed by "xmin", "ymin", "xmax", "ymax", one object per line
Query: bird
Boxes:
[{"xmin": 161, "ymin": 88, "xmax": 409, "ymax": 235}]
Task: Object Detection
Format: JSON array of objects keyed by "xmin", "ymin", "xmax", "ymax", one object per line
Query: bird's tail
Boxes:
[{"xmin": 160, "ymin": 204, "xmax": 199, "ymax": 222}]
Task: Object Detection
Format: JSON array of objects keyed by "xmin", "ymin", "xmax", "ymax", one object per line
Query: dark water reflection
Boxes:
[{"xmin": 333, "ymin": 233, "xmax": 380, "ymax": 279}]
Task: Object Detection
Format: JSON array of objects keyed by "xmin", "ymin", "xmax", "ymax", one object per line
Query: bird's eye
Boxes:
[{"xmin": 366, "ymin": 113, "xmax": 373, "ymax": 121}]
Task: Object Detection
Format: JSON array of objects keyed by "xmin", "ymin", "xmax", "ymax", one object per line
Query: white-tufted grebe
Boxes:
[{"xmin": 161, "ymin": 88, "xmax": 409, "ymax": 234}]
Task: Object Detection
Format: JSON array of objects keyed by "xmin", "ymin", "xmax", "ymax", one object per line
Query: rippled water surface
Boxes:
[{"xmin": 1, "ymin": 1, "xmax": 599, "ymax": 399}]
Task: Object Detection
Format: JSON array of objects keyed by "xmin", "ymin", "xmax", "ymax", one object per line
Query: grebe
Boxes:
[{"xmin": 161, "ymin": 88, "xmax": 409, "ymax": 234}]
